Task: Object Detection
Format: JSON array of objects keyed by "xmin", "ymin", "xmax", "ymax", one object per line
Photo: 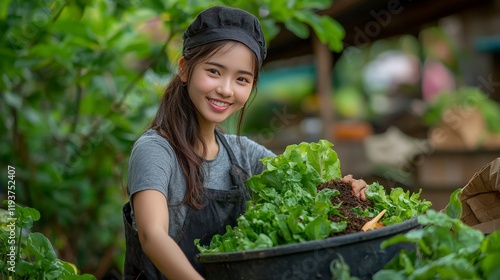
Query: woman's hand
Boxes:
[{"xmin": 342, "ymin": 174, "xmax": 367, "ymax": 201}]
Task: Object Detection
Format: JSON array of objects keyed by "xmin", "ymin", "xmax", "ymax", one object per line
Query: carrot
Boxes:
[{"xmin": 362, "ymin": 209, "xmax": 387, "ymax": 232}]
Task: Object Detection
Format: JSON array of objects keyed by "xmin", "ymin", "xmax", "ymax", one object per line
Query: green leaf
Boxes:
[
  {"xmin": 276, "ymin": 214, "xmax": 292, "ymax": 242},
  {"xmin": 15, "ymin": 260, "xmax": 38, "ymax": 277},
  {"xmin": 284, "ymin": 18, "xmax": 310, "ymax": 39},
  {"xmin": 296, "ymin": 0, "xmax": 332, "ymax": 10},
  {"xmin": 65, "ymin": 274, "xmax": 98, "ymax": 280},
  {"xmin": 304, "ymin": 216, "xmax": 330, "ymax": 240},
  {"xmin": 381, "ymin": 233, "xmax": 417, "ymax": 249},
  {"xmin": 328, "ymin": 220, "xmax": 346, "ymax": 232},
  {"xmin": 373, "ymin": 269, "xmax": 406, "ymax": 280},
  {"xmin": 253, "ymin": 233, "xmax": 273, "ymax": 249},
  {"xmin": 0, "ymin": 0, "xmax": 11, "ymax": 19},
  {"xmin": 481, "ymin": 253, "xmax": 500, "ymax": 278},
  {"xmin": 320, "ymin": 16, "xmax": 345, "ymax": 51},
  {"xmin": 3, "ymin": 91, "xmax": 23, "ymax": 109},
  {"xmin": 481, "ymin": 231, "xmax": 500, "ymax": 253},
  {"xmin": 330, "ymin": 254, "xmax": 360, "ymax": 280},
  {"xmin": 287, "ymin": 206, "xmax": 305, "ymax": 234},
  {"xmin": 444, "ymin": 188, "xmax": 463, "ymax": 219},
  {"xmin": 26, "ymin": 232, "xmax": 57, "ymax": 261},
  {"xmin": 11, "ymin": 203, "xmax": 41, "ymax": 230}
]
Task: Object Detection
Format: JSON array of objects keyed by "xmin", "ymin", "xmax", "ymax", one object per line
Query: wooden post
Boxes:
[{"xmin": 313, "ymin": 34, "xmax": 335, "ymax": 142}]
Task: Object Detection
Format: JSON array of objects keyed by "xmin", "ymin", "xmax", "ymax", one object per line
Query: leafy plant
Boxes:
[
  {"xmin": 196, "ymin": 140, "xmax": 345, "ymax": 253},
  {"xmin": 196, "ymin": 140, "xmax": 431, "ymax": 254},
  {"xmin": 364, "ymin": 182, "xmax": 432, "ymax": 225},
  {"xmin": 372, "ymin": 189, "xmax": 500, "ymax": 280},
  {"xmin": 330, "ymin": 254, "xmax": 359, "ymax": 280},
  {"xmin": 0, "ymin": 201, "xmax": 95, "ymax": 279}
]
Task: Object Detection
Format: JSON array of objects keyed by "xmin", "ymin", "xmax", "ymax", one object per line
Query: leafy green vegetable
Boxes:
[
  {"xmin": 247, "ymin": 140, "xmax": 341, "ymax": 204},
  {"xmin": 197, "ymin": 140, "xmax": 432, "ymax": 254},
  {"xmin": 372, "ymin": 190, "xmax": 500, "ymax": 280},
  {"xmin": 197, "ymin": 141, "xmax": 344, "ymax": 253},
  {"xmin": 364, "ymin": 183, "xmax": 432, "ymax": 225}
]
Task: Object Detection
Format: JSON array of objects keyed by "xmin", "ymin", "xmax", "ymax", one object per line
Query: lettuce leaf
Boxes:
[{"xmin": 365, "ymin": 182, "xmax": 432, "ymax": 225}]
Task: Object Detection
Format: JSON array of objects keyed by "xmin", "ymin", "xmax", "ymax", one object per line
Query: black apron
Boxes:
[{"xmin": 122, "ymin": 130, "xmax": 250, "ymax": 279}]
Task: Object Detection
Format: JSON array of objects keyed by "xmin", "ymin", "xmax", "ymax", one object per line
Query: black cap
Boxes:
[{"xmin": 182, "ymin": 6, "xmax": 267, "ymax": 66}]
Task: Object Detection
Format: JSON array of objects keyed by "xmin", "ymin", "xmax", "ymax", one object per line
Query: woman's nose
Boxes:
[{"xmin": 216, "ymin": 80, "xmax": 234, "ymax": 97}]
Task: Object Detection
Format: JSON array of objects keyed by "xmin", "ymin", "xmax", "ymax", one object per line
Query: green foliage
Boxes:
[
  {"xmin": 330, "ymin": 254, "xmax": 359, "ymax": 280},
  {"xmin": 364, "ymin": 183, "xmax": 433, "ymax": 225},
  {"xmin": 216, "ymin": 0, "xmax": 345, "ymax": 51},
  {"xmin": 196, "ymin": 141, "xmax": 430, "ymax": 254},
  {"xmin": 444, "ymin": 188, "xmax": 462, "ymax": 219},
  {"xmin": 196, "ymin": 140, "xmax": 345, "ymax": 253},
  {"xmin": 1, "ymin": 0, "xmax": 165, "ymax": 275},
  {"xmin": 1, "ymin": 0, "xmax": 344, "ymax": 275},
  {"xmin": 248, "ymin": 140, "xmax": 342, "ymax": 202},
  {"xmin": 372, "ymin": 192, "xmax": 500, "ymax": 280},
  {"xmin": 0, "ymin": 201, "xmax": 95, "ymax": 279}
]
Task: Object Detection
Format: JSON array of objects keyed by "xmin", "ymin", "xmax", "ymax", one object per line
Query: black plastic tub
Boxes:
[{"xmin": 197, "ymin": 217, "xmax": 420, "ymax": 280}]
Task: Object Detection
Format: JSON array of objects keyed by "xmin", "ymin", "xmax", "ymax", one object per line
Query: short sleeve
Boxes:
[{"xmin": 127, "ymin": 131, "xmax": 176, "ymax": 201}]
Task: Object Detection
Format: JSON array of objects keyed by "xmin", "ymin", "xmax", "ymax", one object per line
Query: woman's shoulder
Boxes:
[
  {"xmin": 131, "ymin": 129, "xmax": 175, "ymax": 155},
  {"xmin": 135, "ymin": 129, "xmax": 168, "ymax": 143}
]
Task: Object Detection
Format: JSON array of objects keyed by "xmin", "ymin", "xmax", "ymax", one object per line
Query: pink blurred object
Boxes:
[{"xmin": 422, "ymin": 58, "xmax": 455, "ymax": 102}]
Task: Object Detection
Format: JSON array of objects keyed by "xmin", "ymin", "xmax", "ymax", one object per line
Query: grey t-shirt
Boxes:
[{"xmin": 127, "ymin": 129, "xmax": 275, "ymax": 240}]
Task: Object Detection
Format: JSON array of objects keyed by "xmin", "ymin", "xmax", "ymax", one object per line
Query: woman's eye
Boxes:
[
  {"xmin": 237, "ymin": 77, "xmax": 250, "ymax": 83},
  {"xmin": 207, "ymin": 69, "xmax": 219, "ymax": 75}
]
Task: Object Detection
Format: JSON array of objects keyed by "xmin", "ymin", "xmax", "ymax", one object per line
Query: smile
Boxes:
[{"xmin": 208, "ymin": 98, "xmax": 231, "ymax": 107}]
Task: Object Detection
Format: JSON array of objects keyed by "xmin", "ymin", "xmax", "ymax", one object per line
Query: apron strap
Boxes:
[
  {"xmin": 214, "ymin": 129, "xmax": 238, "ymax": 165},
  {"xmin": 214, "ymin": 129, "xmax": 251, "ymax": 198}
]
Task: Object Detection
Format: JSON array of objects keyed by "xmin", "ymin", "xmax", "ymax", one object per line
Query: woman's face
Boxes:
[{"xmin": 181, "ymin": 43, "xmax": 255, "ymax": 127}]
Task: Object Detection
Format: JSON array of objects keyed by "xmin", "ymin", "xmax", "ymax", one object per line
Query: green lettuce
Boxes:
[
  {"xmin": 196, "ymin": 140, "xmax": 431, "ymax": 254},
  {"xmin": 246, "ymin": 139, "xmax": 341, "ymax": 204},
  {"xmin": 196, "ymin": 140, "xmax": 344, "ymax": 253},
  {"xmin": 365, "ymin": 182, "xmax": 432, "ymax": 225}
]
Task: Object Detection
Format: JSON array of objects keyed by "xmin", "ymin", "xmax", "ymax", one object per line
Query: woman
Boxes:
[{"xmin": 123, "ymin": 5, "xmax": 367, "ymax": 279}]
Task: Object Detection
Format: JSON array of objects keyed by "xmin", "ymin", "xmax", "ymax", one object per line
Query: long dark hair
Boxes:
[{"xmin": 150, "ymin": 41, "xmax": 261, "ymax": 209}]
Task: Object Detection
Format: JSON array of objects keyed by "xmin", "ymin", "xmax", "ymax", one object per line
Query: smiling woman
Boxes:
[
  {"xmin": 121, "ymin": 6, "xmax": 274, "ymax": 280},
  {"xmin": 121, "ymin": 5, "xmax": 366, "ymax": 280}
]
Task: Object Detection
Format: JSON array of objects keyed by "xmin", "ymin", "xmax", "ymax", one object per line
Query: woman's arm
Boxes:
[{"xmin": 133, "ymin": 190, "xmax": 204, "ymax": 280}]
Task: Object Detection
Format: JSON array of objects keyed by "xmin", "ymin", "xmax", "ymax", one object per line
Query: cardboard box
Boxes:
[{"xmin": 460, "ymin": 157, "xmax": 500, "ymax": 234}]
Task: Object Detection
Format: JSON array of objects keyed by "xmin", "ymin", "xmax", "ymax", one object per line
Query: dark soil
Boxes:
[{"xmin": 317, "ymin": 179, "xmax": 374, "ymax": 236}]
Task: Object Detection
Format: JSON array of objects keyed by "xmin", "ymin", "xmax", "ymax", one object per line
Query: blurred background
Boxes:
[{"xmin": 1, "ymin": 0, "xmax": 500, "ymax": 278}]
